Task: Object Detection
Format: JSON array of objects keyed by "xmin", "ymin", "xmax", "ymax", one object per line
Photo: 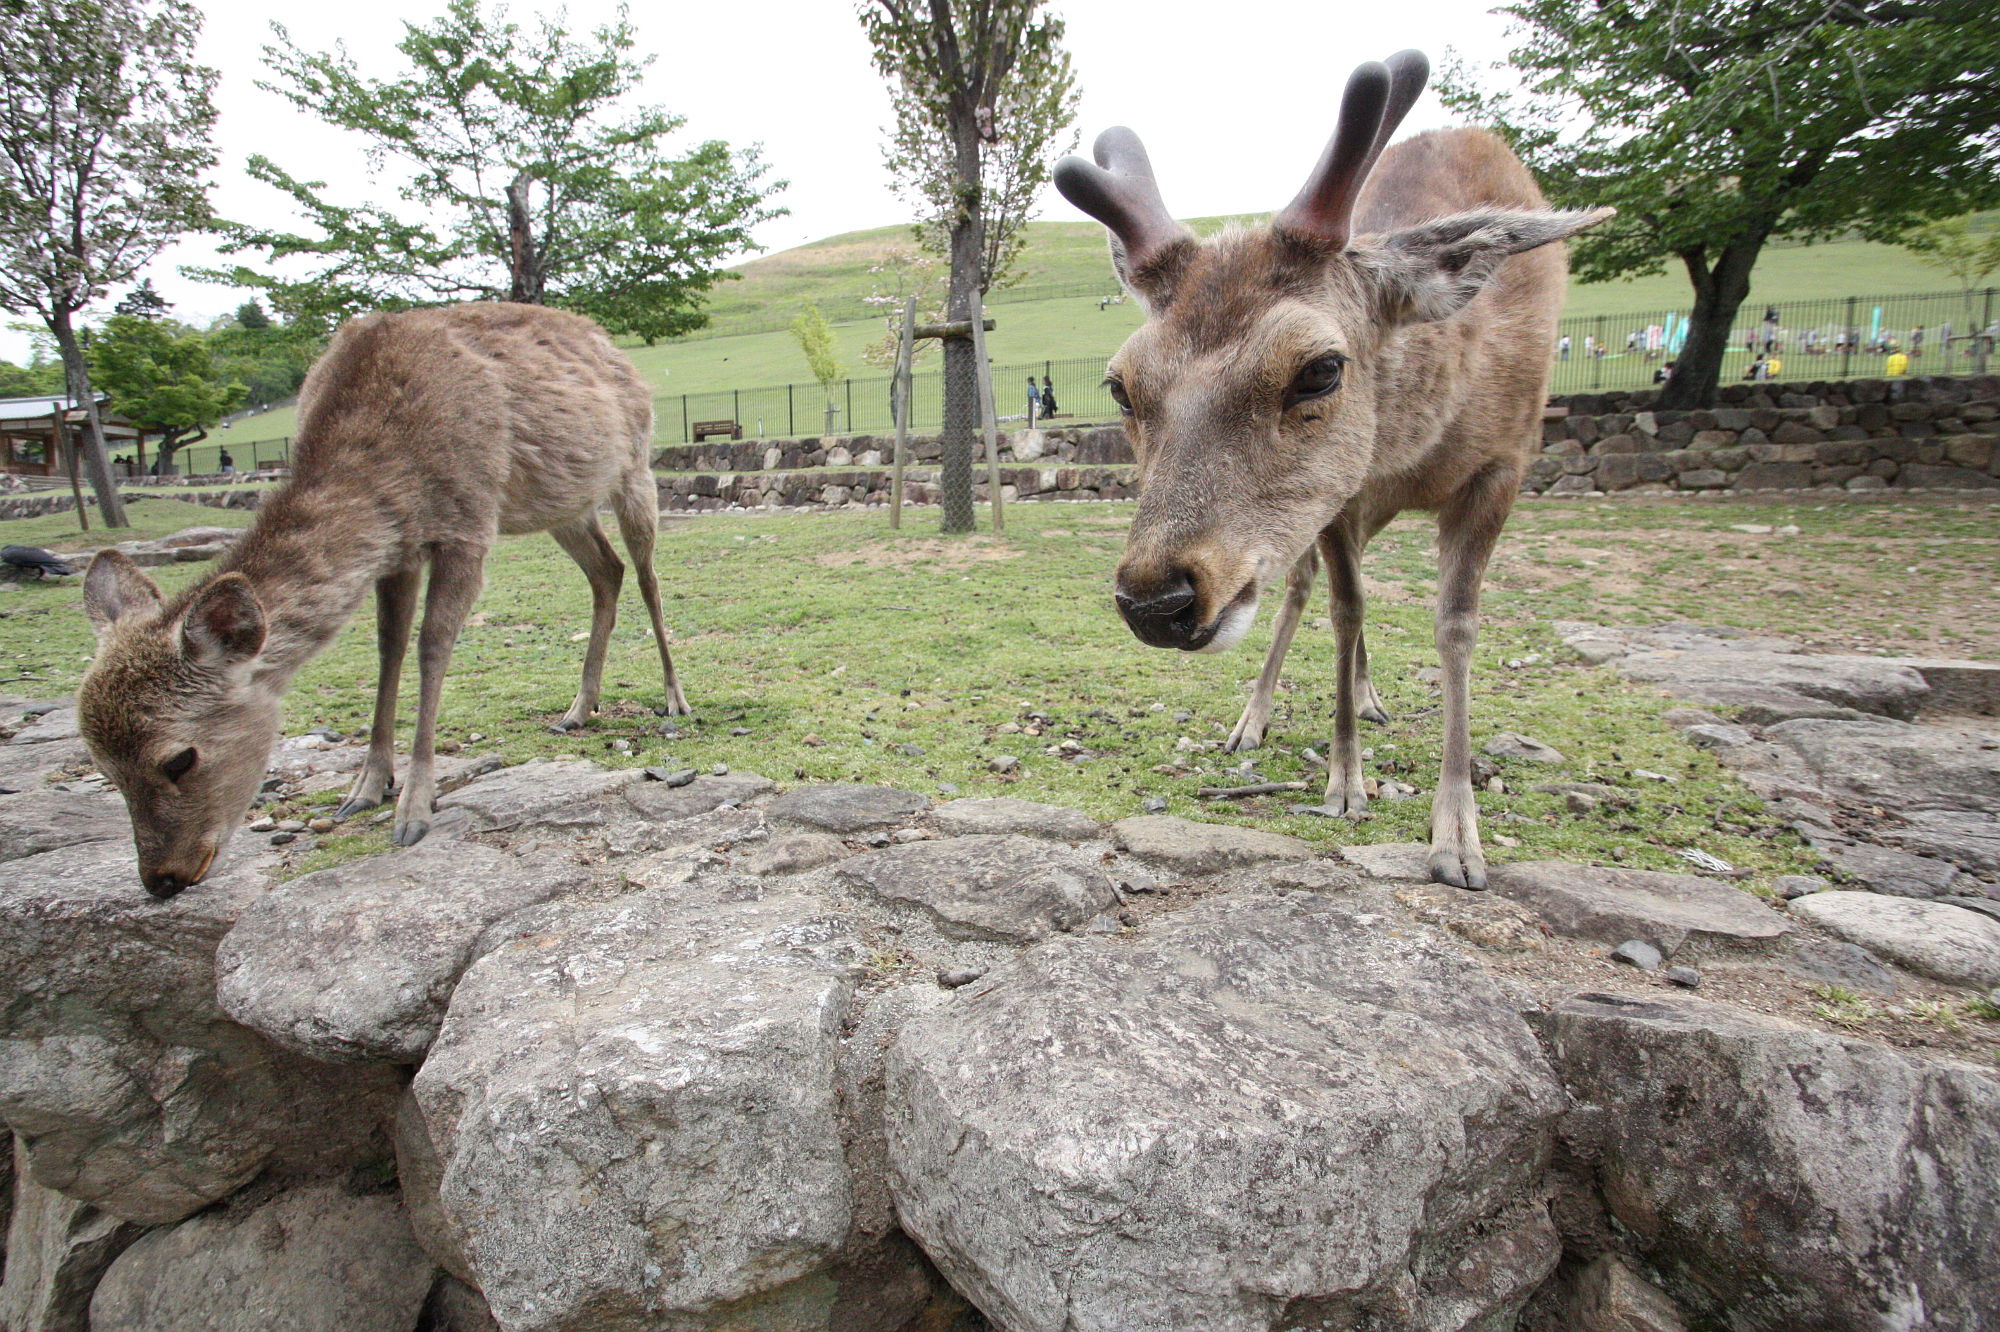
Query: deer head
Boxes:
[
  {"xmin": 1056, "ymin": 51, "xmax": 1610, "ymax": 652},
  {"xmin": 76, "ymin": 551, "xmax": 278, "ymax": 897}
]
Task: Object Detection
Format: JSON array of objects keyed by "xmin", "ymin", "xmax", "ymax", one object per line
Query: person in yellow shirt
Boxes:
[
  {"xmin": 1765, "ymin": 355, "xmax": 1783, "ymax": 380},
  {"xmin": 1885, "ymin": 351, "xmax": 1909, "ymax": 377}
]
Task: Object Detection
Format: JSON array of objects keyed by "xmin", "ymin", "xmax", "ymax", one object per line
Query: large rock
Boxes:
[
  {"xmin": 410, "ymin": 889, "xmax": 864, "ymax": 1332},
  {"xmin": 0, "ymin": 841, "xmax": 401, "ymax": 1225},
  {"xmin": 215, "ymin": 841, "xmax": 591, "ymax": 1064},
  {"xmin": 623, "ymin": 770, "xmax": 775, "ymax": 821},
  {"xmin": 1879, "ymin": 810, "xmax": 2000, "ymax": 877},
  {"xmin": 1545, "ymin": 993, "xmax": 2000, "ymax": 1330},
  {"xmin": 1487, "ymin": 862, "xmax": 1790, "ymax": 956},
  {"xmin": 835, "ymin": 834, "xmax": 1117, "ymax": 942},
  {"xmin": 887, "ymin": 892, "xmax": 1567, "ymax": 1332},
  {"xmin": 767, "ymin": 783, "xmax": 929, "ymax": 833},
  {"xmin": 1107, "ymin": 814, "xmax": 1315, "ymax": 875},
  {"xmin": 1814, "ymin": 839, "xmax": 1968, "ymax": 899},
  {"xmin": 1787, "ymin": 891, "xmax": 2000, "ymax": 987},
  {"xmin": 7, "ymin": 706, "xmax": 79, "ymax": 744},
  {"xmin": 1617, "ymin": 652, "xmax": 1929, "ymax": 720},
  {"xmin": 0, "ymin": 1139, "xmax": 145, "ymax": 1332},
  {"xmin": 930, "ymin": 796, "xmax": 1100, "ymax": 841},
  {"xmin": 432, "ymin": 758, "xmax": 644, "ymax": 831},
  {"xmin": 0, "ymin": 736, "xmax": 90, "ymax": 795},
  {"xmin": 1763, "ymin": 717, "xmax": 2000, "ymax": 813},
  {"xmin": 87, "ymin": 1183, "xmax": 435, "ymax": 1331},
  {"xmin": 0, "ymin": 791, "xmax": 129, "ymax": 863}
]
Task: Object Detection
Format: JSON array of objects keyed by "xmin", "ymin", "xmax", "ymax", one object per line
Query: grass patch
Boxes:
[
  {"xmin": 19, "ymin": 496, "xmax": 1989, "ymax": 891},
  {"xmin": 1, "ymin": 497, "xmax": 253, "ymax": 550}
]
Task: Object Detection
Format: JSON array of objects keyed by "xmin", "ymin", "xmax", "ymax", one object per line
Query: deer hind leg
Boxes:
[
  {"xmin": 1226, "ymin": 547, "xmax": 1318, "ymax": 752},
  {"xmin": 548, "ymin": 515, "xmax": 625, "ymax": 732},
  {"xmin": 613, "ymin": 473, "xmax": 692, "ymax": 716},
  {"xmin": 1352, "ymin": 623, "xmax": 1390, "ymax": 725},
  {"xmin": 393, "ymin": 541, "xmax": 488, "ymax": 848},
  {"xmin": 1427, "ymin": 466, "xmax": 1514, "ymax": 890},
  {"xmin": 1321, "ymin": 523, "xmax": 1373, "ymax": 817},
  {"xmin": 335, "ymin": 559, "xmax": 421, "ymax": 820}
]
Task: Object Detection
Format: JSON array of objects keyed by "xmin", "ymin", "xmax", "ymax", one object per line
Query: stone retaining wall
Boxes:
[
  {"xmin": 655, "ymin": 464, "xmax": 1135, "ymax": 512},
  {"xmin": 1528, "ymin": 374, "xmax": 2000, "ymax": 496},
  {"xmin": 652, "ymin": 422, "xmax": 1132, "ymax": 473},
  {"xmin": 0, "ymin": 488, "xmax": 263, "ymax": 522}
]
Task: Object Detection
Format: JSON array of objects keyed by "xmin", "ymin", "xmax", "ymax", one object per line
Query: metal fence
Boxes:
[
  {"xmin": 140, "ymin": 284, "xmax": 2000, "ymax": 469},
  {"xmin": 1546, "ymin": 286, "xmax": 1999, "ymax": 396}
]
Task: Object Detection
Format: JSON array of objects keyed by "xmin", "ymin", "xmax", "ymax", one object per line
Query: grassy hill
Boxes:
[{"xmin": 208, "ymin": 216, "xmax": 1976, "ymax": 455}]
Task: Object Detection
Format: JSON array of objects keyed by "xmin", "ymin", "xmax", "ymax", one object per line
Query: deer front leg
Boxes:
[
  {"xmin": 1226, "ymin": 548, "xmax": 1317, "ymax": 752},
  {"xmin": 1428, "ymin": 475, "xmax": 1510, "ymax": 890},
  {"xmin": 335, "ymin": 561, "xmax": 421, "ymax": 820},
  {"xmin": 394, "ymin": 543, "xmax": 487, "ymax": 848},
  {"xmin": 1320, "ymin": 529, "xmax": 1370, "ymax": 817}
]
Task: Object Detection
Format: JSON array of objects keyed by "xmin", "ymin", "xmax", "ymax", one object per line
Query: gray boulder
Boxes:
[
  {"xmin": 930, "ymin": 797, "xmax": 1100, "ymax": 841},
  {"xmin": 410, "ymin": 890, "xmax": 863, "ymax": 1331},
  {"xmin": 0, "ymin": 1139, "xmax": 145, "ymax": 1332},
  {"xmin": 1485, "ymin": 732, "xmax": 1567, "ymax": 762},
  {"xmin": 215, "ymin": 841, "xmax": 590, "ymax": 1063},
  {"xmin": 1815, "ymin": 839, "xmax": 1968, "ymax": 899},
  {"xmin": 1879, "ymin": 810, "xmax": 2000, "ymax": 877},
  {"xmin": 0, "ymin": 736, "xmax": 90, "ymax": 794},
  {"xmin": 1764, "ymin": 718, "xmax": 2000, "ymax": 813},
  {"xmin": 433, "ymin": 758, "xmax": 644, "ymax": 831},
  {"xmin": 1487, "ymin": 862, "xmax": 1790, "ymax": 956},
  {"xmin": 87, "ymin": 1183, "xmax": 435, "ymax": 1331},
  {"xmin": 1546, "ymin": 993, "xmax": 1999, "ymax": 1330},
  {"xmin": 7, "ymin": 706, "xmax": 79, "ymax": 744},
  {"xmin": 1616, "ymin": 652, "xmax": 1929, "ymax": 720},
  {"xmin": 1107, "ymin": 814, "xmax": 1314, "ymax": 875},
  {"xmin": 836, "ymin": 834, "xmax": 1117, "ymax": 942},
  {"xmin": 0, "ymin": 791, "xmax": 129, "ymax": 863},
  {"xmin": 0, "ymin": 840, "xmax": 401, "ymax": 1224},
  {"xmin": 887, "ymin": 892, "xmax": 1566, "ymax": 1332},
  {"xmin": 623, "ymin": 770, "xmax": 774, "ymax": 821},
  {"xmin": 1787, "ymin": 891, "xmax": 2000, "ymax": 988},
  {"xmin": 767, "ymin": 782, "xmax": 929, "ymax": 833}
]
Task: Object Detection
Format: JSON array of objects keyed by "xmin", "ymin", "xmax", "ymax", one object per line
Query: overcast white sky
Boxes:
[{"xmin": 14, "ymin": 0, "xmax": 1523, "ymax": 359}]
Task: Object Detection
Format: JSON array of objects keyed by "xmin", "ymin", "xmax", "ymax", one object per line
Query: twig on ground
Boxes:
[{"xmin": 1198, "ymin": 781, "xmax": 1311, "ymax": 799}]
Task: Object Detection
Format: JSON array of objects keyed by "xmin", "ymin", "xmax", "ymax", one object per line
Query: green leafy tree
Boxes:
[
  {"xmin": 1439, "ymin": 0, "xmax": 2000, "ymax": 408},
  {"xmin": 0, "ymin": 0, "xmax": 220, "ymax": 526},
  {"xmin": 1903, "ymin": 215, "xmax": 2000, "ymax": 350},
  {"xmin": 203, "ymin": 0, "xmax": 783, "ymax": 343},
  {"xmin": 791, "ymin": 303, "xmax": 845, "ymax": 435},
  {"xmin": 90, "ymin": 315, "xmax": 246, "ymax": 471},
  {"xmin": 860, "ymin": 0, "xmax": 1078, "ymax": 531},
  {"xmin": 0, "ymin": 358, "xmax": 67, "ymax": 398},
  {"xmin": 234, "ymin": 299, "xmax": 272, "ymax": 331}
]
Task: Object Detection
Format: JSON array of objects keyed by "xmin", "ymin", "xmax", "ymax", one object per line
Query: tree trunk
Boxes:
[
  {"xmin": 507, "ymin": 171, "xmax": 544, "ymax": 305},
  {"xmin": 937, "ymin": 117, "xmax": 984, "ymax": 534},
  {"xmin": 1658, "ymin": 240, "xmax": 1764, "ymax": 410},
  {"xmin": 48, "ymin": 307, "xmax": 129, "ymax": 527}
]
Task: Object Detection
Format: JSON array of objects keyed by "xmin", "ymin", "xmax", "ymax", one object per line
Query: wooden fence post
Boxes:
[
  {"xmin": 969, "ymin": 302, "xmax": 1004, "ymax": 534},
  {"xmin": 890, "ymin": 297, "xmax": 916, "ymax": 530}
]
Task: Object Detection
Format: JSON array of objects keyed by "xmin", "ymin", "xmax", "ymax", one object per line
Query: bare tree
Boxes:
[
  {"xmin": 0, "ymin": 0, "xmax": 219, "ymax": 526},
  {"xmin": 860, "ymin": 0, "xmax": 1077, "ymax": 532}
]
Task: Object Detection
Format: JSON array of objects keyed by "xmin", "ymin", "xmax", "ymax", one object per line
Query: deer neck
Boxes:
[{"xmin": 216, "ymin": 483, "xmax": 401, "ymax": 684}]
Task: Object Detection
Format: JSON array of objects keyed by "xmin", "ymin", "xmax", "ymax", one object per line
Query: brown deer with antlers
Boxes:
[
  {"xmin": 76, "ymin": 303, "xmax": 690, "ymax": 897},
  {"xmin": 1056, "ymin": 51, "xmax": 1609, "ymax": 888}
]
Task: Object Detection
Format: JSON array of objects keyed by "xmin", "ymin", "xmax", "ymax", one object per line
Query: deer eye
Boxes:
[
  {"xmin": 1104, "ymin": 377, "xmax": 1133, "ymax": 415},
  {"xmin": 162, "ymin": 747, "xmax": 197, "ymax": 783},
  {"xmin": 1286, "ymin": 355, "xmax": 1346, "ymax": 408}
]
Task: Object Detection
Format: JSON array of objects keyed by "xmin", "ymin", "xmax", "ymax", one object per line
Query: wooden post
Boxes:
[
  {"xmin": 890, "ymin": 297, "xmax": 916, "ymax": 530},
  {"xmin": 968, "ymin": 300, "xmax": 1004, "ymax": 533},
  {"xmin": 53, "ymin": 409, "xmax": 87, "ymax": 531}
]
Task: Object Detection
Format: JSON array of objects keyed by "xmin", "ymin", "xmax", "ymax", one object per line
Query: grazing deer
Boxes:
[
  {"xmin": 77, "ymin": 303, "xmax": 689, "ymax": 897},
  {"xmin": 1056, "ymin": 51, "xmax": 1609, "ymax": 888}
]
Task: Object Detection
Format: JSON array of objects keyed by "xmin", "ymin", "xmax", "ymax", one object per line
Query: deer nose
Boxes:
[
  {"xmin": 143, "ymin": 870, "xmax": 189, "ymax": 900},
  {"xmin": 1114, "ymin": 570, "xmax": 1209, "ymax": 650}
]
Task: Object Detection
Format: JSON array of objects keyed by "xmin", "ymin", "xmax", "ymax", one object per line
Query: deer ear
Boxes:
[
  {"xmin": 180, "ymin": 574, "xmax": 266, "ymax": 668},
  {"xmin": 1365, "ymin": 206, "xmax": 1615, "ymax": 324},
  {"xmin": 83, "ymin": 550, "xmax": 165, "ymax": 637}
]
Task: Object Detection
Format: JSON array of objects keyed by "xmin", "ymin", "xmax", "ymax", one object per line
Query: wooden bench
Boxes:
[{"xmin": 690, "ymin": 419, "xmax": 742, "ymax": 442}]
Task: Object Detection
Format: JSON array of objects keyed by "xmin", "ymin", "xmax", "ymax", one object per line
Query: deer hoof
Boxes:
[
  {"xmin": 548, "ymin": 719, "xmax": 585, "ymax": 734},
  {"xmin": 392, "ymin": 818, "xmax": 431, "ymax": 848},
  {"xmin": 1428, "ymin": 851, "xmax": 1488, "ymax": 891},
  {"xmin": 333, "ymin": 794, "xmax": 380, "ymax": 820},
  {"xmin": 1358, "ymin": 703, "xmax": 1391, "ymax": 726},
  {"xmin": 1223, "ymin": 722, "xmax": 1265, "ymax": 753}
]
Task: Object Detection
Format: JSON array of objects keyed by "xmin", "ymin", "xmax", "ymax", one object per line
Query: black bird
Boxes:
[{"xmin": 2, "ymin": 545, "xmax": 77, "ymax": 578}]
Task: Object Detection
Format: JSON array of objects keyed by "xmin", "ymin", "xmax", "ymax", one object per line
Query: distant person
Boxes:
[
  {"xmin": 1557, "ymin": 335, "xmax": 1571, "ymax": 361},
  {"xmin": 1743, "ymin": 356, "xmax": 1767, "ymax": 381},
  {"xmin": 1026, "ymin": 376, "xmax": 1040, "ymax": 424},
  {"xmin": 1653, "ymin": 360, "xmax": 1676, "ymax": 386},
  {"xmin": 1040, "ymin": 376, "xmax": 1058, "ymax": 418},
  {"xmin": 1885, "ymin": 350, "xmax": 1909, "ymax": 377},
  {"xmin": 1910, "ymin": 325, "xmax": 1924, "ymax": 357},
  {"xmin": 218, "ymin": 448, "xmax": 235, "ymax": 475},
  {"xmin": 1765, "ymin": 355, "xmax": 1782, "ymax": 380}
]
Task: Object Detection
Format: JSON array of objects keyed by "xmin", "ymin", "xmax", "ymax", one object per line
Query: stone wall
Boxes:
[
  {"xmin": 0, "ymin": 488, "xmax": 263, "ymax": 522},
  {"xmin": 652, "ymin": 422, "xmax": 1133, "ymax": 474},
  {"xmin": 1527, "ymin": 374, "xmax": 2000, "ymax": 496},
  {"xmin": 655, "ymin": 464, "xmax": 1134, "ymax": 513}
]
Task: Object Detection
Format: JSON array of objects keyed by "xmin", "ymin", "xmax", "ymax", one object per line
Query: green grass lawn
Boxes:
[
  {"xmin": 14, "ymin": 494, "xmax": 1992, "ymax": 891},
  {"xmin": 210, "ymin": 218, "xmax": 1980, "ymax": 456}
]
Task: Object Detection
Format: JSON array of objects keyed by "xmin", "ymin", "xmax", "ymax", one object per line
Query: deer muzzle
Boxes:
[{"xmin": 1113, "ymin": 558, "xmax": 1262, "ymax": 654}]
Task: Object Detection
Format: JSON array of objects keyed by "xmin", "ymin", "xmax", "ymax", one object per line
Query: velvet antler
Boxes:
[
  {"xmin": 1054, "ymin": 127, "xmax": 1189, "ymax": 277},
  {"xmin": 1275, "ymin": 49, "xmax": 1430, "ymax": 248}
]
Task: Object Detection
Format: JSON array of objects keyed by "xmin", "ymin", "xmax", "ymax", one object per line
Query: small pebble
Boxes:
[
  {"xmin": 1665, "ymin": 965, "xmax": 1702, "ymax": 989},
  {"xmin": 936, "ymin": 781, "xmax": 960, "ymax": 795},
  {"xmin": 247, "ymin": 817, "xmax": 277, "ymax": 833},
  {"xmin": 988, "ymin": 754, "xmax": 1021, "ymax": 774},
  {"xmin": 864, "ymin": 830, "xmax": 892, "ymax": 847},
  {"xmin": 891, "ymin": 828, "xmax": 930, "ymax": 843},
  {"xmin": 731, "ymin": 727, "xmax": 751, "ymax": 736},
  {"xmin": 1487, "ymin": 776, "xmax": 1507, "ymax": 794},
  {"xmin": 307, "ymin": 817, "xmax": 335, "ymax": 834},
  {"xmin": 1774, "ymin": 875, "xmax": 1826, "ymax": 900},
  {"xmin": 1566, "ymin": 791, "xmax": 1598, "ymax": 814},
  {"xmin": 1143, "ymin": 796, "xmax": 1169, "ymax": 814},
  {"xmin": 437, "ymin": 739, "xmax": 462, "ymax": 754},
  {"xmin": 938, "ymin": 967, "xmax": 986, "ymax": 989},
  {"xmin": 1118, "ymin": 910, "xmax": 1139, "ymax": 928},
  {"xmin": 662, "ymin": 769, "xmax": 698, "ymax": 788},
  {"xmin": 21, "ymin": 702, "xmax": 57, "ymax": 718},
  {"xmin": 713, "ymin": 763, "xmax": 729, "ymax": 776},
  {"xmin": 269, "ymin": 832, "xmax": 297, "ymax": 846},
  {"xmin": 1611, "ymin": 940, "xmax": 1662, "ymax": 971},
  {"xmin": 276, "ymin": 820, "xmax": 307, "ymax": 833},
  {"xmin": 259, "ymin": 776, "xmax": 285, "ymax": 793}
]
